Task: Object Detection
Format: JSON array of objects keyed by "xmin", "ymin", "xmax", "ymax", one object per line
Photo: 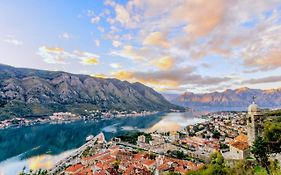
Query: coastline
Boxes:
[{"xmin": 0, "ymin": 111, "xmax": 162, "ymax": 130}]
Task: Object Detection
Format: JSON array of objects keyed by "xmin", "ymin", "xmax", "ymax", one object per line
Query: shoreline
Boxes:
[{"xmin": 0, "ymin": 111, "xmax": 163, "ymax": 130}]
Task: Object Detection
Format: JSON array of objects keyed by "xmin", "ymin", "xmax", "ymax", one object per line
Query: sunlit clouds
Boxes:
[
  {"xmin": 150, "ymin": 56, "xmax": 175, "ymax": 70},
  {"xmin": 3, "ymin": 35, "xmax": 22, "ymax": 46},
  {"xmin": 38, "ymin": 46, "xmax": 99, "ymax": 65},
  {"xmin": 1, "ymin": 0, "xmax": 281, "ymax": 93},
  {"xmin": 143, "ymin": 32, "xmax": 170, "ymax": 48},
  {"xmin": 58, "ymin": 32, "xmax": 71, "ymax": 40}
]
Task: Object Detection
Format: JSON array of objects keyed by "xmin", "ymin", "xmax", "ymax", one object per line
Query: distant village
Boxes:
[
  {"xmin": 0, "ymin": 110, "xmax": 160, "ymax": 129},
  {"xmin": 39, "ymin": 101, "xmax": 280, "ymax": 175}
]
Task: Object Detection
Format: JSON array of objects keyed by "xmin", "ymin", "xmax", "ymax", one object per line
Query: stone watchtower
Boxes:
[{"xmin": 247, "ymin": 101, "xmax": 264, "ymax": 146}]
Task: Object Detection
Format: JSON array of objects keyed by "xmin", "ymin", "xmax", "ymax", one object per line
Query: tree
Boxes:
[
  {"xmin": 264, "ymin": 117, "xmax": 281, "ymax": 154},
  {"xmin": 228, "ymin": 160, "xmax": 254, "ymax": 175},
  {"xmin": 19, "ymin": 168, "xmax": 47, "ymax": 175},
  {"xmin": 113, "ymin": 160, "xmax": 121, "ymax": 171},
  {"xmin": 186, "ymin": 151, "xmax": 230, "ymax": 175},
  {"xmin": 251, "ymin": 136, "xmax": 271, "ymax": 175},
  {"xmin": 212, "ymin": 130, "xmax": 220, "ymax": 139}
]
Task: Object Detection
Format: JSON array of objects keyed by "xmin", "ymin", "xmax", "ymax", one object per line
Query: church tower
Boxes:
[{"xmin": 247, "ymin": 100, "xmax": 264, "ymax": 146}]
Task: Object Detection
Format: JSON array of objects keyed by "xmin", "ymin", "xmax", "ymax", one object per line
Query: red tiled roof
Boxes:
[
  {"xmin": 143, "ymin": 159, "xmax": 155, "ymax": 167},
  {"xmin": 230, "ymin": 141, "xmax": 249, "ymax": 151},
  {"xmin": 234, "ymin": 134, "xmax": 248, "ymax": 143},
  {"xmin": 79, "ymin": 167, "xmax": 93, "ymax": 175},
  {"xmin": 82, "ymin": 150, "xmax": 111, "ymax": 161},
  {"xmin": 134, "ymin": 153, "xmax": 146, "ymax": 161},
  {"xmin": 65, "ymin": 163, "xmax": 84, "ymax": 173},
  {"xmin": 93, "ymin": 169, "xmax": 107, "ymax": 175},
  {"xmin": 174, "ymin": 166, "xmax": 188, "ymax": 174},
  {"xmin": 158, "ymin": 164, "xmax": 170, "ymax": 171}
]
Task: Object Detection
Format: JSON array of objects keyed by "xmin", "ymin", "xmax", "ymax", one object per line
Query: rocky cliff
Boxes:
[{"xmin": 0, "ymin": 64, "xmax": 181, "ymax": 119}]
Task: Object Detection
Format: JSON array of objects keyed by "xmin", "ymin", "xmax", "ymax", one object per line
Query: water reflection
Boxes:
[
  {"xmin": 148, "ymin": 112, "xmax": 206, "ymax": 132},
  {"xmin": 0, "ymin": 150, "xmax": 74, "ymax": 175},
  {"xmin": 0, "ymin": 112, "xmax": 205, "ymax": 174}
]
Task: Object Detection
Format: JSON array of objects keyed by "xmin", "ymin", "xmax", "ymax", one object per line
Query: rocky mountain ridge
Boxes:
[
  {"xmin": 166, "ymin": 87, "xmax": 281, "ymax": 110},
  {"xmin": 0, "ymin": 64, "xmax": 181, "ymax": 119}
]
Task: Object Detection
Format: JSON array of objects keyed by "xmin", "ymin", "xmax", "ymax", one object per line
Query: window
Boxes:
[{"xmin": 248, "ymin": 117, "xmax": 252, "ymax": 123}]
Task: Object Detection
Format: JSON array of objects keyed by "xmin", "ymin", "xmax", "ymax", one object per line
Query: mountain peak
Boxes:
[
  {"xmin": 235, "ymin": 87, "xmax": 250, "ymax": 92},
  {"xmin": 0, "ymin": 65, "xmax": 182, "ymax": 120},
  {"xmin": 169, "ymin": 87, "xmax": 281, "ymax": 109}
]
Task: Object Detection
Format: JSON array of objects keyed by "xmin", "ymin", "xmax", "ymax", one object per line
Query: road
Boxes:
[{"xmin": 48, "ymin": 138, "xmax": 98, "ymax": 174}]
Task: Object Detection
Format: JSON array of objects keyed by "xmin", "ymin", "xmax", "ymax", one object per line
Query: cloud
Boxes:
[
  {"xmin": 81, "ymin": 57, "xmax": 99, "ymax": 65},
  {"xmin": 37, "ymin": 46, "xmax": 100, "ymax": 65},
  {"xmin": 73, "ymin": 50, "xmax": 100, "ymax": 65},
  {"xmin": 114, "ymin": 4, "xmax": 131, "ymax": 27},
  {"xmin": 110, "ymin": 63, "xmax": 121, "ymax": 69},
  {"xmin": 104, "ymin": 0, "xmax": 116, "ymax": 7},
  {"xmin": 95, "ymin": 39, "xmax": 100, "ymax": 47},
  {"xmin": 3, "ymin": 35, "xmax": 22, "ymax": 46},
  {"xmin": 111, "ymin": 45, "xmax": 147, "ymax": 60},
  {"xmin": 91, "ymin": 73, "xmax": 108, "ymax": 78},
  {"xmin": 58, "ymin": 32, "xmax": 71, "ymax": 40},
  {"xmin": 112, "ymin": 66, "xmax": 230, "ymax": 88},
  {"xmin": 105, "ymin": 0, "xmax": 281, "ymax": 68},
  {"xmin": 143, "ymin": 32, "xmax": 170, "ymax": 48},
  {"xmin": 150, "ymin": 56, "xmax": 175, "ymax": 70},
  {"xmin": 37, "ymin": 46, "xmax": 68, "ymax": 64},
  {"xmin": 112, "ymin": 40, "xmax": 122, "ymax": 47},
  {"xmin": 97, "ymin": 26, "xmax": 105, "ymax": 32},
  {"xmin": 242, "ymin": 14, "xmax": 281, "ymax": 71},
  {"xmin": 91, "ymin": 16, "xmax": 100, "ymax": 24},
  {"xmin": 244, "ymin": 49, "xmax": 281, "ymax": 71},
  {"xmin": 243, "ymin": 75, "xmax": 281, "ymax": 84},
  {"xmin": 173, "ymin": 0, "xmax": 225, "ymax": 38},
  {"xmin": 85, "ymin": 1, "xmax": 281, "ymax": 92}
]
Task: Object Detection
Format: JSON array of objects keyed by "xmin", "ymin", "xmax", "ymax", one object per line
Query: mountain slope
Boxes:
[
  {"xmin": 169, "ymin": 87, "xmax": 281, "ymax": 109},
  {"xmin": 0, "ymin": 64, "xmax": 181, "ymax": 119}
]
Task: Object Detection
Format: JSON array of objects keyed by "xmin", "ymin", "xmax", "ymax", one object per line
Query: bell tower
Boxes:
[{"xmin": 247, "ymin": 97, "xmax": 264, "ymax": 146}]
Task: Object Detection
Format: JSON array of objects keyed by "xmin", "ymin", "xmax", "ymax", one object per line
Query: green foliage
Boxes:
[
  {"xmin": 264, "ymin": 116, "xmax": 281, "ymax": 154},
  {"xmin": 165, "ymin": 171, "xmax": 181, "ymax": 175},
  {"xmin": 170, "ymin": 150, "xmax": 185, "ymax": 159},
  {"xmin": 117, "ymin": 132, "xmax": 152, "ymax": 145},
  {"xmin": 186, "ymin": 151, "xmax": 230, "ymax": 175},
  {"xmin": 251, "ymin": 137, "xmax": 271, "ymax": 175},
  {"xmin": 228, "ymin": 160, "xmax": 255, "ymax": 175},
  {"xmin": 212, "ymin": 130, "xmax": 221, "ymax": 139},
  {"xmin": 148, "ymin": 153, "xmax": 157, "ymax": 160},
  {"xmin": 0, "ymin": 97, "xmax": 7, "ymax": 107},
  {"xmin": 19, "ymin": 168, "xmax": 48, "ymax": 175},
  {"xmin": 220, "ymin": 143, "xmax": 229, "ymax": 149},
  {"xmin": 81, "ymin": 146, "xmax": 92, "ymax": 157},
  {"xmin": 265, "ymin": 110, "xmax": 281, "ymax": 117},
  {"xmin": 113, "ymin": 160, "xmax": 121, "ymax": 171}
]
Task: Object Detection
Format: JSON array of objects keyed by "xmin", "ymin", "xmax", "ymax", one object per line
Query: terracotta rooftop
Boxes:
[
  {"xmin": 79, "ymin": 167, "xmax": 93, "ymax": 175},
  {"xmin": 82, "ymin": 150, "xmax": 111, "ymax": 161},
  {"xmin": 230, "ymin": 141, "xmax": 249, "ymax": 151},
  {"xmin": 65, "ymin": 163, "xmax": 84, "ymax": 173},
  {"xmin": 234, "ymin": 134, "xmax": 248, "ymax": 143},
  {"xmin": 143, "ymin": 159, "xmax": 156, "ymax": 167}
]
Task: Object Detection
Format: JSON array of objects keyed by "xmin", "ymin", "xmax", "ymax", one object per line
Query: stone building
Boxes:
[
  {"xmin": 137, "ymin": 135, "xmax": 146, "ymax": 144},
  {"xmin": 228, "ymin": 134, "xmax": 250, "ymax": 159},
  {"xmin": 247, "ymin": 101, "xmax": 264, "ymax": 146},
  {"xmin": 225, "ymin": 101, "xmax": 265, "ymax": 160}
]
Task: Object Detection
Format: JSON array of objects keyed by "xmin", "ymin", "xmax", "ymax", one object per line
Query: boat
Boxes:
[{"xmin": 86, "ymin": 135, "xmax": 94, "ymax": 142}]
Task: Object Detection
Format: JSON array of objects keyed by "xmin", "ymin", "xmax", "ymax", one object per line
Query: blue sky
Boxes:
[{"xmin": 1, "ymin": 0, "xmax": 281, "ymax": 94}]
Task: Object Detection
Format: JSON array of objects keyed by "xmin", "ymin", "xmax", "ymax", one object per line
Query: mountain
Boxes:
[
  {"xmin": 168, "ymin": 87, "xmax": 281, "ymax": 110},
  {"xmin": 0, "ymin": 64, "xmax": 181, "ymax": 119}
]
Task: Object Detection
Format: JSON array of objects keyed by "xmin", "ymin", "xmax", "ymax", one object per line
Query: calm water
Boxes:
[{"xmin": 0, "ymin": 112, "xmax": 206, "ymax": 175}]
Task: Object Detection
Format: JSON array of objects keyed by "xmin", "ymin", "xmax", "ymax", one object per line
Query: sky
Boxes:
[{"xmin": 1, "ymin": 0, "xmax": 281, "ymax": 94}]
